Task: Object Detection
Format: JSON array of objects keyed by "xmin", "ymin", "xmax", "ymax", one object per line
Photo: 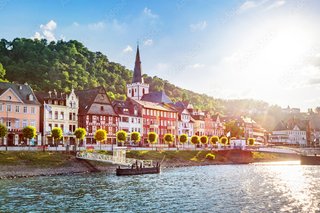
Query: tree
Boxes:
[
  {"xmin": 224, "ymin": 120, "xmax": 244, "ymax": 138},
  {"xmin": 190, "ymin": 135, "xmax": 200, "ymax": 149},
  {"xmin": 74, "ymin": 127, "xmax": 87, "ymax": 152},
  {"xmin": 130, "ymin": 132, "xmax": 141, "ymax": 144},
  {"xmin": 0, "ymin": 123, "xmax": 8, "ymax": 150},
  {"xmin": 200, "ymin": 135, "xmax": 208, "ymax": 145},
  {"xmin": 116, "ymin": 130, "xmax": 127, "ymax": 146},
  {"xmin": 147, "ymin": 132, "xmax": 158, "ymax": 144},
  {"xmin": 247, "ymin": 138, "xmax": 255, "ymax": 146},
  {"xmin": 220, "ymin": 136, "xmax": 229, "ymax": 146},
  {"xmin": 51, "ymin": 127, "xmax": 63, "ymax": 150},
  {"xmin": 94, "ymin": 129, "xmax": 107, "ymax": 149},
  {"xmin": 22, "ymin": 126, "xmax": 37, "ymax": 146},
  {"xmin": 163, "ymin": 133, "xmax": 174, "ymax": 149},
  {"xmin": 0, "ymin": 63, "xmax": 6, "ymax": 80},
  {"xmin": 179, "ymin": 134, "xmax": 188, "ymax": 149},
  {"xmin": 210, "ymin": 136, "xmax": 219, "ymax": 147}
]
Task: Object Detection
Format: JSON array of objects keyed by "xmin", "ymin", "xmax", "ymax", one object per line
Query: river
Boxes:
[{"xmin": 0, "ymin": 162, "xmax": 319, "ymax": 212}]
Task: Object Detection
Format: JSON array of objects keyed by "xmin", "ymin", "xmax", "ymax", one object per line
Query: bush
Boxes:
[
  {"xmin": 179, "ymin": 134, "xmax": 188, "ymax": 144},
  {"xmin": 220, "ymin": 136, "xmax": 229, "ymax": 145},
  {"xmin": 131, "ymin": 132, "xmax": 141, "ymax": 144},
  {"xmin": 210, "ymin": 136, "xmax": 219, "ymax": 145},
  {"xmin": 148, "ymin": 132, "xmax": 158, "ymax": 144},
  {"xmin": 200, "ymin": 135, "xmax": 208, "ymax": 144},
  {"xmin": 247, "ymin": 138, "xmax": 255, "ymax": 146},
  {"xmin": 190, "ymin": 135, "xmax": 200, "ymax": 145},
  {"xmin": 205, "ymin": 153, "xmax": 216, "ymax": 160},
  {"xmin": 163, "ymin": 133, "xmax": 174, "ymax": 144}
]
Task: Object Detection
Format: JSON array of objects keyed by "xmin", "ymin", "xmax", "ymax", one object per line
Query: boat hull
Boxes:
[
  {"xmin": 300, "ymin": 155, "xmax": 320, "ymax": 165},
  {"xmin": 116, "ymin": 166, "xmax": 160, "ymax": 176}
]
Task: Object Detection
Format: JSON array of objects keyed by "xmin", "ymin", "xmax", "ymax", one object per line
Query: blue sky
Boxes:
[{"xmin": 1, "ymin": 0, "xmax": 320, "ymax": 111}]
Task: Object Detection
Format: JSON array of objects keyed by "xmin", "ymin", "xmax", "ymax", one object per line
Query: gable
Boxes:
[
  {"xmin": 0, "ymin": 88, "xmax": 23, "ymax": 103},
  {"xmin": 293, "ymin": 125, "xmax": 300, "ymax": 131},
  {"xmin": 94, "ymin": 93, "xmax": 111, "ymax": 104}
]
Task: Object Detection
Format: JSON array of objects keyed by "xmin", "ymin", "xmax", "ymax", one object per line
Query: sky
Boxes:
[{"xmin": 1, "ymin": 0, "xmax": 320, "ymax": 111}]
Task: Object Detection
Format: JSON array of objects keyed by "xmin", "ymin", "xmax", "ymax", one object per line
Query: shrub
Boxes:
[
  {"xmin": 147, "ymin": 132, "xmax": 158, "ymax": 144},
  {"xmin": 220, "ymin": 136, "xmax": 229, "ymax": 145},
  {"xmin": 200, "ymin": 135, "xmax": 208, "ymax": 144},
  {"xmin": 131, "ymin": 132, "xmax": 141, "ymax": 144},
  {"xmin": 179, "ymin": 134, "xmax": 188, "ymax": 144},
  {"xmin": 116, "ymin": 130, "xmax": 127, "ymax": 143},
  {"xmin": 163, "ymin": 133, "xmax": 174, "ymax": 144},
  {"xmin": 247, "ymin": 138, "xmax": 255, "ymax": 146},
  {"xmin": 210, "ymin": 136, "xmax": 219, "ymax": 145},
  {"xmin": 205, "ymin": 153, "xmax": 216, "ymax": 160},
  {"xmin": 190, "ymin": 135, "xmax": 200, "ymax": 145}
]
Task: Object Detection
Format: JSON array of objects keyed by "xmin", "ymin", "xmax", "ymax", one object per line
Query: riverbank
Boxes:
[{"xmin": 0, "ymin": 150, "xmax": 300, "ymax": 179}]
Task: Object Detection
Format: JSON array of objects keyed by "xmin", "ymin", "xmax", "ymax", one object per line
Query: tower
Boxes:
[{"xmin": 127, "ymin": 45, "xmax": 149, "ymax": 100}]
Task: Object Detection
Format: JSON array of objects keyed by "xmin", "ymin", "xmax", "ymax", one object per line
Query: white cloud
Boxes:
[
  {"xmin": 238, "ymin": 1, "xmax": 258, "ymax": 12},
  {"xmin": 73, "ymin": 22, "xmax": 79, "ymax": 27},
  {"xmin": 143, "ymin": 39, "xmax": 153, "ymax": 46},
  {"xmin": 191, "ymin": 63, "xmax": 205, "ymax": 69},
  {"xmin": 88, "ymin": 21, "xmax": 106, "ymax": 30},
  {"xmin": 32, "ymin": 20, "xmax": 57, "ymax": 42},
  {"xmin": 123, "ymin": 45, "xmax": 133, "ymax": 53},
  {"xmin": 190, "ymin": 21, "xmax": 207, "ymax": 32},
  {"xmin": 265, "ymin": 0, "xmax": 286, "ymax": 10},
  {"xmin": 143, "ymin": 7, "xmax": 158, "ymax": 18}
]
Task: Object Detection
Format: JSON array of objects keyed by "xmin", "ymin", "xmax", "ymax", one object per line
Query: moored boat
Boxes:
[{"xmin": 116, "ymin": 162, "xmax": 161, "ymax": 176}]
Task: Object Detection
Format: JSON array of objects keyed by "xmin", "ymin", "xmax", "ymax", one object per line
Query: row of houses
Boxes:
[{"xmin": 0, "ymin": 46, "xmax": 269, "ymax": 146}]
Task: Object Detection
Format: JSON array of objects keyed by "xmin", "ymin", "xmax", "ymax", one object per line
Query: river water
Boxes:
[{"xmin": 0, "ymin": 162, "xmax": 319, "ymax": 212}]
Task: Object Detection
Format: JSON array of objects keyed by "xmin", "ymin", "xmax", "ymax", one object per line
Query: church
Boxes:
[{"xmin": 116, "ymin": 45, "xmax": 178, "ymax": 144}]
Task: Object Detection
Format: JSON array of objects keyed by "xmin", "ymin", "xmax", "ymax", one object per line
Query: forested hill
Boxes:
[{"xmin": 0, "ymin": 38, "xmax": 286, "ymax": 130}]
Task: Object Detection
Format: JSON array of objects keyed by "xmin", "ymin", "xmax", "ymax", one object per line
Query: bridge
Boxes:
[{"xmin": 76, "ymin": 147, "xmax": 153, "ymax": 167}]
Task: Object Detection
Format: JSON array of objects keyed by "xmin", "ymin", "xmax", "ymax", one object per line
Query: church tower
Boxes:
[{"xmin": 127, "ymin": 45, "xmax": 149, "ymax": 100}]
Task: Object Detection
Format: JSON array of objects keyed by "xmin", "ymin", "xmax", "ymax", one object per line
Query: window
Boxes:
[
  {"xmin": 101, "ymin": 106, "xmax": 104, "ymax": 111},
  {"xmin": 15, "ymin": 106, "xmax": 20, "ymax": 113},
  {"xmin": 48, "ymin": 124, "xmax": 52, "ymax": 131},
  {"xmin": 0, "ymin": 104, "xmax": 2, "ymax": 111},
  {"xmin": 15, "ymin": 119, "xmax": 19, "ymax": 128},
  {"xmin": 30, "ymin": 120, "xmax": 35, "ymax": 127},
  {"xmin": 29, "ymin": 94, "xmax": 33, "ymax": 101},
  {"xmin": 60, "ymin": 124, "xmax": 64, "ymax": 132},
  {"xmin": 73, "ymin": 113, "xmax": 76, "ymax": 121},
  {"xmin": 6, "ymin": 104, "xmax": 11, "ymax": 112},
  {"xmin": 49, "ymin": 111, "xmax": 52, "ymax": 119},
  {"xmin": 55, "ymin": 111, "xmax": 58, "ymax": 119},
  {"xmin": 23, "ymin": 106, "xmax": 28, "ymax": 113},
  {"xmin": 31, "ymin": 107, "xmax": 35, "ymax": 114},
  {"xmin": 7, "ymin": 96, "xmax": 11, "ymax": 100},
  {"xmin": 122, "ymin": 117, "xmax": 129, "ymax": 122},
  {"xmin": 60, "ymin": 112, "xmax": 64, "ymax": 120},
  {"xmin": 69, "ymin": 112, "xmax": 72, "ymax": 120},
  {"xmin": 22, "ymin": 120, "xmax": 28, "ymax": 128}
]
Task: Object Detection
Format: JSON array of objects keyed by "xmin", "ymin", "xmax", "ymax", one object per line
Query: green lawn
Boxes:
[{"xmin": 0, "ymin": 151, "xmax": 73, "ymax": 167}]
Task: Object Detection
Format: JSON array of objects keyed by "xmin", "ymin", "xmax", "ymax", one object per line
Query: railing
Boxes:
[{"xmin": 76, "ymin": 151, "xmax": 153, "ymax": 166}]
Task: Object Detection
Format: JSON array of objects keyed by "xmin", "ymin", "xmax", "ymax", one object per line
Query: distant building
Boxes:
[
  {"xmin": 270, "ymin": 118, "xmax": 307, "ymax": 146},
  {"xmin": 0, "ymin": 82, "xmax": 41, "ymax": 146},
  {"xmin": 188, "ymin": 108, "xmax": 205, "ymax": 136},
  {"xmin": 35, "ymin": 89, "xmax": 79, "ymax": 146},
  {"xmin": 76, "ymin": 87, "xmax": 119, "ymax": 144},
  {"xmin": 204, "ymin": 112, "xmax": 224, "ymax": 137},
  {"xmin": 282, "ymin": 106, "xmax": 301, "ymax": 114},
  {"xmin": 174, "ymin": 101, "xmax": 194, "ymax": 137},
  {"xmin": 113, "ymin": 99, "xmax": 143, "ymax": 138}
]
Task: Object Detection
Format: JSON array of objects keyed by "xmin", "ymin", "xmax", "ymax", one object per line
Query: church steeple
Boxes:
[
  {"xmin": 126, "ymin": 44, "xmax": 149, "ymax": 100},
  {"xmin": 132, "ymin": 45, "xmax": 143, "ymax": 83}
]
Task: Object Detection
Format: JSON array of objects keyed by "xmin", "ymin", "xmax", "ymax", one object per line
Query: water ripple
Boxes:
[{"xmin": 0, "ymin": 164, "xmax": 320, "ymax": 212}]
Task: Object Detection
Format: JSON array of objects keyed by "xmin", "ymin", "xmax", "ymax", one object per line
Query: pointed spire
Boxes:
[{"xmin": 132, "ymin": 45, "xmax": 143, "ymax": 83}]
